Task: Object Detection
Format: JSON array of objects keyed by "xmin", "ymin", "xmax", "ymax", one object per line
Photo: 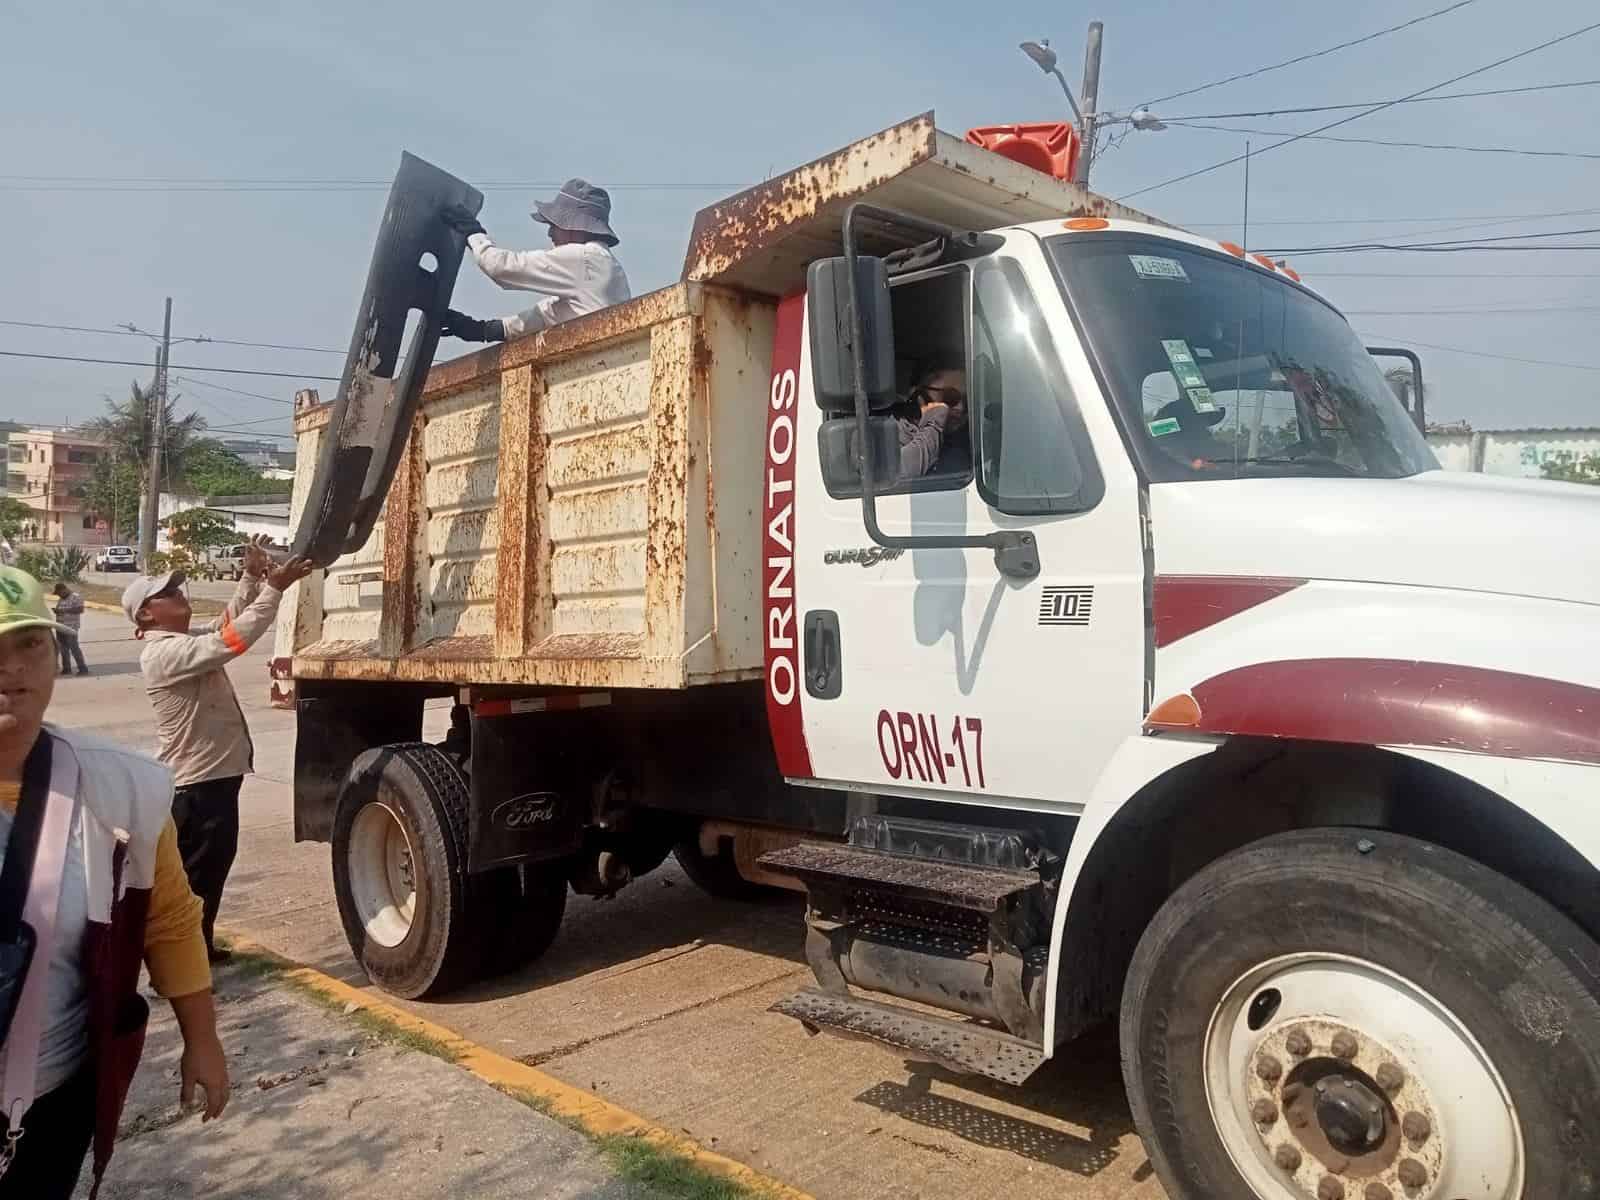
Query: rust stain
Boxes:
[{"xmin": 681, "ymin": 112, "xmax": 936, "ymax": 284}]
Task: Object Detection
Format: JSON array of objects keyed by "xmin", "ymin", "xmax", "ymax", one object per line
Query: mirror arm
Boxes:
[
  {"xmin": 841, "ymin": 203, "xmax": 1040, "ymax": 581},
  {"xmin": 1366, "ymin": 346, "xmax": 1425, "ymax": 433}
]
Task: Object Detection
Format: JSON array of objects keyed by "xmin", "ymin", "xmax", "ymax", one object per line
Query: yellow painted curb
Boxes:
[
  {"xmin": 221, "ymin": 933, "xmax": 813, "ymax": 1200},
  {"xmin": 83, "ymin": 600, "xmax": 124, "ymax": 614}
]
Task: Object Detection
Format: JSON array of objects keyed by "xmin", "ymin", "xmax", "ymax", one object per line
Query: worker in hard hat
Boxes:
[{"xmin": 438, "ymin": 178, "xmax": 632, "ymax": 343}]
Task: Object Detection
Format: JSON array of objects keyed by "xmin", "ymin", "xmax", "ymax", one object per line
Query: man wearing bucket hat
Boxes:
[
  {"xmin": 122, "ymin": 539, "xmax": 314, "ymax": 962},
  {"xmin": 437, "ymin": 178, "xmax": 632, "ymax": 343}
]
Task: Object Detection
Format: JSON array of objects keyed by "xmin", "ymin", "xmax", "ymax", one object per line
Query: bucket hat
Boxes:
[{"xmin": 531, "ymin": 178, "xmax": 619, "ymax": 246}]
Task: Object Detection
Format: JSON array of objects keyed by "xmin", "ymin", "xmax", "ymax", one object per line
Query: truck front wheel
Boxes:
[
  {"xmin": 332, "ymin": 743, "xmax": 484, "ymax": 998},
  {"xmin": 1121, "ymin": 828, "xmax": 1600, "ymax": 1200}
]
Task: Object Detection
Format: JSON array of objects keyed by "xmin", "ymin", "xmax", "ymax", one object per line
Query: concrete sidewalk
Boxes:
[{"xmin": 79, "ymin": 957, "xmax": 650, "ymax": 1200}]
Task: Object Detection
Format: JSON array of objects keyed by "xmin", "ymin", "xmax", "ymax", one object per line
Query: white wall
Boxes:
[{"xmin": 1425, "ymin": 428, "xmax": 1600, "ymax": 478}]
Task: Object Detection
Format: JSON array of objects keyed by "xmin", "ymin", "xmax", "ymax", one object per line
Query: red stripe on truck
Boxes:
[
  {"xmin": 1181, "ymin": 658, "xmax": 1600, "ymax": 765},
  {"xmin": 1152, "ymin": 575, "xmax": 1305, "ymax": 647},
  {"xmin": 763, "ymin": 293, "xmax": 813, "ymax": 779}
]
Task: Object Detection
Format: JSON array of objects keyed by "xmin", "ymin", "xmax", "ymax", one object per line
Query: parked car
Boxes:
[
  {"xmin": 210, "ymin": 543, "xmax": 249, "ymax": 581},
  {"xmin": 94, "ymin": 545, "xmax": 137, "ymax": 572}
]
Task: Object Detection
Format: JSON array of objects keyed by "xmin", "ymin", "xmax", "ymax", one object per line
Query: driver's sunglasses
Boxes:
[{"xmin": 914, "ymin": 384, "xmax": 966, "ymax": 406}]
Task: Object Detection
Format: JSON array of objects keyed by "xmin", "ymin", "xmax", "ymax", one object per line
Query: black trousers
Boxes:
[
  {"xmin": 0, "ymin": 1061, "xmax": 95, "ymax": 1200},
  {"xmin": 172, "ymin": 775, "xmax": 243, "ymax": 954},
  {"xmin": 56, "ymin": 631, "xmax": 87, "ymax": 674}
]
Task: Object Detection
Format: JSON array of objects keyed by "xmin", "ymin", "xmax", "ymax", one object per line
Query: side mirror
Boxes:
[
  {"xmin": 806, "ymin": 256, "xmax": 896, "ymax": 412},
  {"xmin": 1366, "ymin": 346, "xmax": 1425, "ymax": 433},
  {"xmin": 816, "ymin": 416, "xmax": 902, "ymax": 499}
]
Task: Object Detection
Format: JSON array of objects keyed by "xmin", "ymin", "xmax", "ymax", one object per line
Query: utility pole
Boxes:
[
  {"xmin": 1077, "ymin": 21, "xmax": 1104, "ymax": 187},
  {"xmin": 140, "ymin": 297, "xmax": 172, "ymax": 568}
]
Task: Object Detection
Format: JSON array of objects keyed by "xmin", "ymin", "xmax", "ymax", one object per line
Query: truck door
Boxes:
[{"xmin": 782, "ymin": 246, "xmax": 1146, "ymax": 809}]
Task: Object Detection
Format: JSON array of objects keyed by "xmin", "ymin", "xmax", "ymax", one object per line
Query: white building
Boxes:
[
  {"xmin": 1426, "ymin": 427, "xmax": 1600, "ymax": 479},
  {"xmin": 156, "ymin": 492, "xmax": 291, "ymax": 550}
]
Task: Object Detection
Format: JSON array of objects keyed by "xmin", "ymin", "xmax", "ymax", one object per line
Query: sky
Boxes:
[{"xmin": 3, "ymin": 0, "xmax": 1597, "ymax": 441}]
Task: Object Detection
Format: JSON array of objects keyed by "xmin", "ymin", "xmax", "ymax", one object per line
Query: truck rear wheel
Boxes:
[
  {"xmin": 332, "ymin": 743, "xmax": 484, "ymax": 999},
  {"xmin": 1120, "ymin": 828, "xmax": 1600, "ymax": 1200},
  {"xmin": 477, "ymin": 865, "xmax": 567, "ymax": 977},
  {"xmin": 673, "ymin": 831, "xmax": 769, "ymax": 900}
]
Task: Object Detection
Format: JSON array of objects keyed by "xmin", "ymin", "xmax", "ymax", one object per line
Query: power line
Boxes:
[
  {"xmin": 1345, "ymin": 304, "xmax": 1600, "ymax": 315},
  {"xmin": 1305, "ymin": 270, "xmax": 1600, "ymax": 278},
  {"xmin": 170, "ymin": 374, "xmax": 295, "ymax": 406},
  {"xmin": 1261, "ymin": 227, "xmax": 1600, "ymax": 254},
  {"xmin": 1168, "ymin": 120, "xmax": 1600, "ymax": 161},
  {"xmin": 1186, "ymin": 205, "xmax": 1600, "ymax": 228},
  {"xmin": 0, "ymin": 319, "xmax": 342, "ymax": 356},
  {"xmin": 0, "ymin": 178, "xmax": 741, "ymax": 194},
  {"xmin": 1355, "ymin": 333, "xmax": 1600, "ymax": 372},
  {"xmin": 1138, "ymin": 0, "xmax": 1481, "ymax": 107},
  {"xmin": 1118, "ymin": 20, "xmax": 1600, "ymax": 202},
  {"xmin": 1159, "ymin": 77, "xmax": 1600, "ymax": 121},
  {"xmin": 0, "ymin": 350, "xmax": 337, "ymax": 380}
]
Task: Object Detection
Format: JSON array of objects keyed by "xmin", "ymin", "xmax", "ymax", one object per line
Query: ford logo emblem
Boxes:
[{"xmin": 492, "ymin": 792, "xmax": 560, "ymax": 831}]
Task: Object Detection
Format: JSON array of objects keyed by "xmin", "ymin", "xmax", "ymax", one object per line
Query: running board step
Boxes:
[
  {"xmin": 772, "ymin": 988, "xmax": 1048, "ymax": 1085},
  {"xmin": 759, "ymin": 843, "xmax": 1036, "ymax": 913}
]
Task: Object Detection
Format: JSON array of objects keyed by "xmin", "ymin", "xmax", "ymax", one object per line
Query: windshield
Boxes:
[{"xmin": 1047, "ymin": 234, "xmax": 1437, "ymax": 481}]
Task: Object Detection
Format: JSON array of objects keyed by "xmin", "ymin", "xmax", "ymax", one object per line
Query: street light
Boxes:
[{"xmin": 1018, "ymin": 40, "xmax": 1084, "ymax": 126}]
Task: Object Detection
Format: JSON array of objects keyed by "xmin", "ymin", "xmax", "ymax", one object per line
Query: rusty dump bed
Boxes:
[{"xmin": 282, "ymin": 111, "xmax": 1161, "ymax": 691}]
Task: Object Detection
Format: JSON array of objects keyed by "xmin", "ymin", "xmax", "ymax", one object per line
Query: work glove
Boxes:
[
  {"xmin": 440, "ymin": 309, "xmax": 505, "ymax": 343},
  {"xmin": 439, "ymin": 204, "xmax": 486, "ymax": 238}
]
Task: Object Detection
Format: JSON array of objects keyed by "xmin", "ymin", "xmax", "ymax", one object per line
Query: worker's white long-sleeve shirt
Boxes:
[{"xmin": 465, "ymin": 233, "xmax": 631, "ymax": 338}]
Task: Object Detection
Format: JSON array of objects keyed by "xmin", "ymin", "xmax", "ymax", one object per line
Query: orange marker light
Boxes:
[
  {"xmin": 1145, "ymin": 692, "xmax": 1203, "ymax": 730},
  {"xmin": 1064, "ymin": 217, "xmax": 1110, "ymax": 231},
  {"xmin": 1281, "ymin": 264, "xmax": 1302, "ymax": 282},
  {"xmin": 1217, "ymin": 241, "xmax": 1246, "ymax": 258},
  {"xmin": 1252, "ymin": 253, "xmax": 1277, "ymax": 270}
]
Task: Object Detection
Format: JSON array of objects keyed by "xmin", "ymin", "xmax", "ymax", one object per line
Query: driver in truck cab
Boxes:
[
  {"xmin": 438, "ymin": 178, "xmax": 632, "ymax": 343},
  {"xmin": 897, "ymin": 362, "xmax": 969, "ymax": 479}
]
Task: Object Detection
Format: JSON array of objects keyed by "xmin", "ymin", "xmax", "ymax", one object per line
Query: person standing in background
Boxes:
[
  {"xmin": 50, "ymin": 584, "xmax": 87, "ymax": 677},
  {"xmin": 123, "ymin": 537, "xmax": 314, "ymax": 963}
]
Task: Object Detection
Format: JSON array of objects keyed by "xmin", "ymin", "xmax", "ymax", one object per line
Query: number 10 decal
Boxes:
[{"xmin": 876, "ymin": 709, "xmax": 987, "ymax": 790}]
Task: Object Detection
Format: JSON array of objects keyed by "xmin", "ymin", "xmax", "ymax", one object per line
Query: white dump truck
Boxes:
[{"xmin": 277, "ymin": 113, "xmax": 1600, "ymax": 1200}]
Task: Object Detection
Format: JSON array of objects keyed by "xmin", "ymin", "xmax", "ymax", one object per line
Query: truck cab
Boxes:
[{"xmin": 286, "ymin": 115, "xmax": 1600, "ymax": 1200}]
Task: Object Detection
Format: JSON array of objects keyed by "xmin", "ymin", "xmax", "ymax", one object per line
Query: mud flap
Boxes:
[{"xmin": 292, "ymin": 152, "xmax": 483, "ymax": 564}]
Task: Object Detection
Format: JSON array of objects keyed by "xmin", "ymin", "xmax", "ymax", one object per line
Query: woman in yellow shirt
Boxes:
[{"xmin": 0, "ymin": 566, "xmax": 227, "ymax": 1199}]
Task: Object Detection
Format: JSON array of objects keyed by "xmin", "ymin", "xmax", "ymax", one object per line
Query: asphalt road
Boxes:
[{"xmin": 53, "ymin": 608, "xmax": 1166, "ymax": 1200}]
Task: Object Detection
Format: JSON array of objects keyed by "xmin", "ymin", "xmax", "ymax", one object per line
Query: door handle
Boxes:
[{"xmin": 804, "ymin": 610, "xmax": 842, "ymax": 700}]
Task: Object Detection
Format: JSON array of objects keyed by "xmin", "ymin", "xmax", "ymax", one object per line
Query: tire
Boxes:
[
  {"xmin": 1121, "ymin": 828, "xmax": 1600, "ymax": 1200},
  {"xmin": 476, "ymin": 864, "xmax": 568, "ymax": 978},
  {"xmin": 673, "ymin": 830, "xmax": 770, "ymax": 901},
  {"xmin": 331, "ymin": 742, "xmax": 483, "ymax": 998}
]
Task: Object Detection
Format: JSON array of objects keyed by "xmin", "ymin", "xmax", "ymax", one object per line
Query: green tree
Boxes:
[
  {"xmin": 82, "ymin": 456, "xmax": 142, "ymax": 541},
  {"xmin": 183, "ymin": 443, "xmax": 292, "ymax": 498},
  {"xmin": 85, "ymin": 379, "xmax": 209, "ymax": 494},
  {"xmin": 167, "ymin": 507, "xmax": 238, "ymax": 553},
  {"xmin": 0, "ymin": 497, "xmax": 31, "ymax": 539},
  {"xmin": 1541, "ymin": 453, "xmax": 1600, "ymax": 485}
]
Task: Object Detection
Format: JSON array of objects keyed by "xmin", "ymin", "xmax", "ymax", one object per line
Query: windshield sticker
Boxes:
[
  {"xmin": 1161, "ymin": 339, "xmax": 1210, "ymax": 393},
  {"xmin": 1148, "ymin": 417, "xmax": 1182, "ymax": 437},
  {"xmin": 1194, "ymin": 346, "xmax": 1214, "ymax": 359},
  {"xmin": 1130, "ymin": 255, "xmax": 1189, "ymax": 282},
  {"xmin": 1187, "ymin": 385, "xmax": 1219, "ymax": 413}
]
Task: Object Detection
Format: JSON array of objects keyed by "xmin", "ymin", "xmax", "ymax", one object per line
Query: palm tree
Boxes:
[{"xmin": 85, "ymin": 379, "xmax": 209, "ymax": 493}]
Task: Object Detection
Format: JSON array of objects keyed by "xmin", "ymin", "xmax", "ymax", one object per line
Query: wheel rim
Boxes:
[
  {"xmin": 1204, "ymin": 952, "xmax": 1524, "ymax": 1200},
  {"xmin": 347, "ymin": 801, "xmax": 418, "ymax": 949}
]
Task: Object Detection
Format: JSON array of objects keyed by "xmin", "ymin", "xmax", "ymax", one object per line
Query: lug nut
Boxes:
[
  {"xmin": 1375, "ymin": 1062, "xmax": 1405, "ymax": 1092},
  {"xmin": 1318, "ymin": 1178, "xmax": 1345, "ymax": 1200},
  {"xmin": 1274, "ymin": 1143, "xmax": 1303, "ymax": 1172},
  {"xmin": 1286, "ymin": 1028, "xmax": 1313, "ymax": 1057},
  {"xmin": 1401, "ymin": 1111, "xmax": 1431, "ymax": 1144},
  {"xmin": 1363, "ymin": 1184, "xmax": 1392, "ymax": 1200},
  {"xmin": 1331, "ymin": 1031, "xmax": 1360, "ymax": 1059},
  {"xmin": 1251, "ymin": 1098, "xmax": 1279, "ymax": 1125},
  {"xmin": 1396, "ymin": 1158, "xmax": 1427, "ymax": 1189},
  {"xmin": 1256, "ymin": 1054, "xmax": 1284, "ymax": 1083}
]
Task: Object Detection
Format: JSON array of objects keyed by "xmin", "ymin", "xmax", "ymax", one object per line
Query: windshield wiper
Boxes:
[{"xmin": 1230, "ymin": 453, "xmax": 1359, "ymax": 476}]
